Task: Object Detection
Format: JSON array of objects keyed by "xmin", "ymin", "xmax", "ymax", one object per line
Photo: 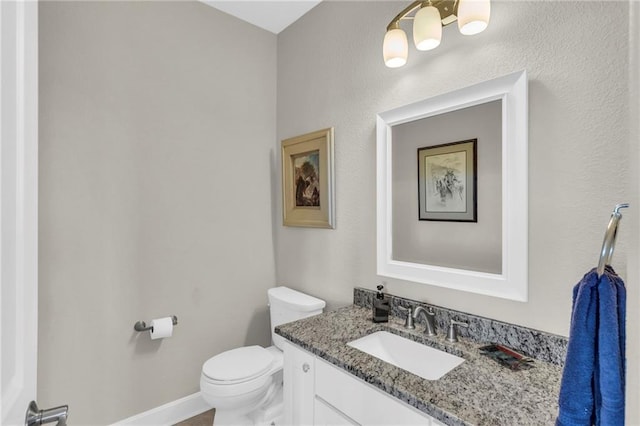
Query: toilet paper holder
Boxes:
[{"xmin": 134, "ymin": 316, "xmax": 178, "ymax": 332}]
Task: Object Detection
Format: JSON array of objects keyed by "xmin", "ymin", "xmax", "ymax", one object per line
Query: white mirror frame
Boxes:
[{"xmin": 376, "ymin": 70, "xmax": 528, "ymax": 301}]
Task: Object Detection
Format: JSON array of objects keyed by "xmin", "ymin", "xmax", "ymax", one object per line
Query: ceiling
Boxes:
[{"xmin": 201, "ymin": 1, "xmax": 322, "ymax": 34}]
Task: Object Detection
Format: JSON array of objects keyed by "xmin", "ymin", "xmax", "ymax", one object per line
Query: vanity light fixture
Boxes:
[{"xmin": 383, "ymin": 0, "xmax": 490, "ymax": 68}]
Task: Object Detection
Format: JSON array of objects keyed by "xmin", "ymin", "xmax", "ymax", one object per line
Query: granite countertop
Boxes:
[{"xmin": 275, "ymin": 305, "xmax": 562, "ymax": 426}]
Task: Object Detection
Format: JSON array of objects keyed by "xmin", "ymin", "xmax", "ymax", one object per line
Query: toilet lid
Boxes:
[{"xmin": 202, "ymin": 346, "xmax": 275, "ymax": 382}]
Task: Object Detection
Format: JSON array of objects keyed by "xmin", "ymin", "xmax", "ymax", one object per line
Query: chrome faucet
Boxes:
[{"xmin": 412, "ymin": 306, "xmax": 437, "ymax": 336}]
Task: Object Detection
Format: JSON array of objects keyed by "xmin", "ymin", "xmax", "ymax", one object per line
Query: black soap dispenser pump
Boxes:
[{"xmin": 372, "ymin": 284, "xmax": 390, "ymax": 323}]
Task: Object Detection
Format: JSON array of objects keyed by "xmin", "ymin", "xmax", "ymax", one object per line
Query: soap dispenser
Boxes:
[{"xmin": 372, "ymin": 284, "xmax": 390, "ymax": 323}]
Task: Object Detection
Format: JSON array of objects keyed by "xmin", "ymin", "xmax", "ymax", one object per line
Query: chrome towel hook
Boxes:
[
  {"xmin": 597, "ymin": 203, "xmax": 629, "ymax": 277},
  {"xmin": 134, "ymin": 315, "xmax": 178, "ymax": 332}
]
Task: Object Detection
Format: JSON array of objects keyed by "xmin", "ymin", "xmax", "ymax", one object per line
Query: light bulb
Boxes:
[
  {"xmin": 383, "ymin": 28, "xmax": 408, "ymax": 68},
  {"xmin": 457, "ymin": 0, "xmax": 490, "ymax": 36},
  {"xmin": 413, "ymin": 5, "xmax": 442, "ymax": 51}
]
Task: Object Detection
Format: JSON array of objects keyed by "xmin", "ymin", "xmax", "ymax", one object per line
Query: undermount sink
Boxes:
[{"xmin": 347, "ymin": 331, "xmax": 464, "ymax": 380}]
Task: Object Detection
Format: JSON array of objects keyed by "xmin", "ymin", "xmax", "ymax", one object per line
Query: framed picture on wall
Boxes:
[
  {"xmin": 418, "ymin": 139, "xmax": 477, "ymax": 222},
  {"xmin": 281, "ymin": 128, "xmax": 335, "ymax": 228}
]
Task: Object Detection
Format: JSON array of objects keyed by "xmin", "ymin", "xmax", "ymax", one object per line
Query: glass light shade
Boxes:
[
  {"xmin": 383, "ymin": 28, "xmax": 408, "ymax": 68},
  {"xmin": 457, "ymin": 0, "xmax": 490, "ymax": 35},
  {"xmin": 413, "ymin": 5, "xmax": 442, "ymax": 51}
]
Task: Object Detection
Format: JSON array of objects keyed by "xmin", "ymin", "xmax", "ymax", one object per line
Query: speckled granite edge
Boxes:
[{"xmin": 354, "ymin": 287, "xmax": 568, "ymax": 365}]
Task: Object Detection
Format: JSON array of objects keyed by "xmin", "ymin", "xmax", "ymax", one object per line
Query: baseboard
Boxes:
[{"xmin": 111, "ymin": 392, "xmax": 210, "ymax": 426}]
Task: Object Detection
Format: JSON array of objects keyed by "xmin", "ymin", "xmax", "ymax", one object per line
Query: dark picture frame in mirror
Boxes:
[{"xmin": 418, "ymin": 139, "xmax": 477, "ymax": 222}]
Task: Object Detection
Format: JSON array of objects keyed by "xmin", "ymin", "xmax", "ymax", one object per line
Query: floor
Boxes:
[{"xmin": 174, "ymin": 409, "xmax": 215, "ymax": 426}]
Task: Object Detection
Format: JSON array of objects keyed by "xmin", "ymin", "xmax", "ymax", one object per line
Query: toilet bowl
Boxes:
[
  {"xmin": 200, "ymin": 346, "xmax": 283, "ymax": 425},
  {"xmin": 200, "ymin": 287, "xmax": 325, "ymax": 426}
]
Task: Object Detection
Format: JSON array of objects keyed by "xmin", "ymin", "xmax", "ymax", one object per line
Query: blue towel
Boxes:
[
  {"xmin": 556, "ymin": 267, "xmax": 626, "ymax": 426},
  {"xmin": 596, "ymin": 268, "xmax": 626, "ymax": 425}
]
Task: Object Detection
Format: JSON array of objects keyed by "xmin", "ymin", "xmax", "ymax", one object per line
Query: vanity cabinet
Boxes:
[
  {"xmin": 283, "ymin": 341, "xmax": 445, "ymax": 426},
  {"xmin": 283, "ymin": 340, "xmax": 316, "ymax": 425}
]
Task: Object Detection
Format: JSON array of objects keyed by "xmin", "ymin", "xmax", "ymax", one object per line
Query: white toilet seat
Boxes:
[
  {"xmin": 200, "ymin": 346, "xmax": 283, "ymax": 399},
  {"xmin": 201, "ymin": 373, "xmax": 272, "ymax": 399},
  {"xmin": 202, "ymin": 345, "xmax": 274, "ymax": 384}
]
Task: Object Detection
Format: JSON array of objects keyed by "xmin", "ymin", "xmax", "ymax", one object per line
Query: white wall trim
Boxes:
[
  {"xmin": 0, "ymin": 1, "xmax": 39, "ymax": 424},
  {"xmin": 111, "ymin": 393, "xmax": 210, "ymax": 426}
]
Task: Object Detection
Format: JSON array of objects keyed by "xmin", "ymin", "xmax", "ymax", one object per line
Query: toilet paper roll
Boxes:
[{"xmin": 150, "ymin": 317, "xmax": 173, "ymax": 340}]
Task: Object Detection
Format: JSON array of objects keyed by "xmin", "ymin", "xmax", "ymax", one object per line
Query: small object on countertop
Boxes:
[
  {"xmin": 372, "ymin": 284, "xmax": 390, "ymax": 323},
  {"xmin": 479, "ymin": 344, "xmax": 534, "ymax": 370}
]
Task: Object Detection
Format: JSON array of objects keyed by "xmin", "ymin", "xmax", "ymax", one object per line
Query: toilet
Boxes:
[{"xmin": 200, "ymin": 286, "xmax": 325, "ymax": 426}]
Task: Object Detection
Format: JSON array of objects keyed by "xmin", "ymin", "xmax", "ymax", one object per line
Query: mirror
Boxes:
[{"xmin": 376, "ymin": 71, "xmax": 528, "ymax": 301}]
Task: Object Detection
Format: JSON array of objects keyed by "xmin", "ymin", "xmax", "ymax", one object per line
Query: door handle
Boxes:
[{"xmin": 25, "ymin": 401, "xmax": 68, "ymax": 426}]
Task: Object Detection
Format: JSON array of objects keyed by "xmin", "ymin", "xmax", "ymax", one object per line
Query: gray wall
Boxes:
[
  {"xmin": 392, "ymin": 101, "xmax": 502, "ymax": 273},
  {"xmin": 276, "ymin": 0, "xmax": 629, "ymax": 348},
  {"xmin": 38, "ymin": 2, "xmax": 276, "ymax": 424},
  {"xmin": 277, "ymin": 3, "xmax": 636, "ymax": 422}
]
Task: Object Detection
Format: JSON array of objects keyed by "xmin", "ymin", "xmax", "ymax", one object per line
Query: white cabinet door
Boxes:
[
  {"xmin": 314, "ymin": 397, "xmax": 359, "ymax": 426},
  {"xmin": 315, "ymin": 358, "xmax": 432, "ymax": 425},
  {"xmin": 283, "ymin": 341, "xmax": 316, "ymax": 425},
  {"xmin": 284, "ymin": 343, "xmax": 439, "ymax": 426}
]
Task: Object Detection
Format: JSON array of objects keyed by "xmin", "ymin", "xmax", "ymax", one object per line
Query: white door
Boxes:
[{"xmin": 1, "ymin": 1, "xmax": 40, "ymax": 425}]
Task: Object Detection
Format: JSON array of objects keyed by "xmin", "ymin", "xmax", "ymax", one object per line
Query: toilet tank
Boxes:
[{"xmin": 268, "ymin": 286, "xmax": 325, "ymax": 350}]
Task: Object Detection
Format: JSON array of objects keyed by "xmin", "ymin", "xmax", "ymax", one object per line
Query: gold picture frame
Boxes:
[{"xmin": 282, "ymin": 128, "xmax": 335, "ymax": 228}]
